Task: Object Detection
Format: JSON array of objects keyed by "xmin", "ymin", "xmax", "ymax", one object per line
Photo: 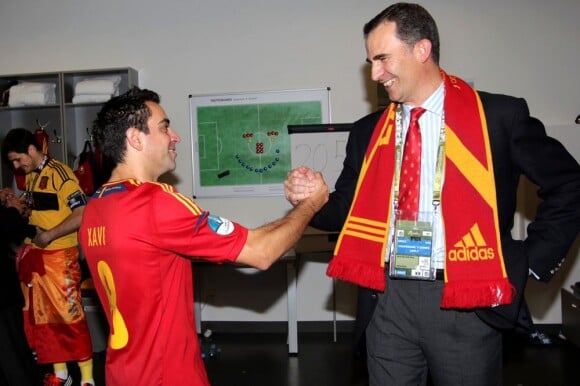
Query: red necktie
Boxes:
[{"xmin": 398, "ymin": 107, "xmax": 426, "ymax": 220}]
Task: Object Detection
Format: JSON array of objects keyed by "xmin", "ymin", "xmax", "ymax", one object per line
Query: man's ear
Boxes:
[
  {"xmin": 27, "ymin": 144, "xmax": 37, "ymax": 155},
  {"xmin": 414, "ymin": 39, "xmax": 432, "ymax": 63},
  {"xmin": 126, "ymin": 127, "xmax": 143, "ymax": 151}
]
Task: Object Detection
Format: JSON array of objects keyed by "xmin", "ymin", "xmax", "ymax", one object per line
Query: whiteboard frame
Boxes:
[
  {"xmin": 288, "ymin": 123, "xmax": 353, "ymax": 192},
  {"xmin": 189, "ymin": 88, "xmax": 330, "ymax": 198}
]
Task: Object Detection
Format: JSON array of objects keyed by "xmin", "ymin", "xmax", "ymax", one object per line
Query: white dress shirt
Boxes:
[{"xmin": 389, "ymin": 82, "xmax": 446, "ymax": 269}]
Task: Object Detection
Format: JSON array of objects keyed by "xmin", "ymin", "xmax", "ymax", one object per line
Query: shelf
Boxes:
[
  {"xmin": 0, "ymin": 67, "xmax": 138, "ymax": 188},
  {"xmin": 0, "ymin": 104, "xmax": 60, "ymax": 111}
]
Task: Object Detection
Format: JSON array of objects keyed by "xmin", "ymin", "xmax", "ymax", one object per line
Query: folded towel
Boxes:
[
  {"xmin": 9, "ymin": 91, "xmax": 56, "ymax": 106},
  {"xmin": 9, "ymin": 82, "xmax": 56, "ymax": 95},
  {"xmin": 9, "ymin": 83, "xmax": 56, "ymax": 106},
  {"xmin": 72, "ymin": 94, "xmax": 112, "ymax": 104},
  {"xmin": 90, "ymin": 75, "xmax": 122, "ymax": 85},
  {"xmin": 74, "ymin": 77, "xmax": 121, "ymax": 96}
]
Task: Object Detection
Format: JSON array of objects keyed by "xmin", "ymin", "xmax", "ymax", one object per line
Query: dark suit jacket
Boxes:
[
  {"xmin": 310, "ymin": 92, "xmax": 580, "ymax": 349},
  {"xmin": 0, "ymin": 206, "xmax": 36, "ymax": 308}
]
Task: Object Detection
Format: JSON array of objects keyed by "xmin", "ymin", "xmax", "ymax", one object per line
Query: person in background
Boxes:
[
  {"xmin": 285, "ymin": 3, "xmax": 580, "ymax": 385},
  {"xmin": 2, "ymin": 129, "xmax": 94, "ymax": 386},
  {"xmin": 79, "ymin": 87, "xmax": 328, "ymax": 386},
  {"xmin": 0, "ymin": 188, "xmax": 39, "ymax": 386}
]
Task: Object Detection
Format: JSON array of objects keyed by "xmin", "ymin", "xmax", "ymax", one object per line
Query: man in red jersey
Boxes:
[{"xmin": 78, "ymin": 87, "xmax": 328, "ymax": 386}]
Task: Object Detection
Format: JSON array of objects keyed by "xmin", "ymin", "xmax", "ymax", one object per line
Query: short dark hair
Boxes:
[
  {"xmin": 92, "ymin": 87, "xmax": 160, "ymax": 166},
  {"xmin": 1, "ymin": 128, "xmax": 40, "ymax": 161},
  {"xmin": 363, "ymin": 2, "xmax": 440, "ymax": 65}
]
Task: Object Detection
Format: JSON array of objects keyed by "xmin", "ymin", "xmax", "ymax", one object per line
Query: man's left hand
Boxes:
[{"xmin": 33, "ymin": 229, "xmax": 52, "ymax": 248}]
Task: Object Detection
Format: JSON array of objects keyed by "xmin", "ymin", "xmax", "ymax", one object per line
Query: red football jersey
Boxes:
[{"xmin": 79, "ymin": 180, "xmax": 248, "ymax": 385}]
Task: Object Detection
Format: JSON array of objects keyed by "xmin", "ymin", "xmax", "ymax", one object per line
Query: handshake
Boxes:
[{"xmin": 284, "ymin": 166, "xmax": 329, "ymax": 208}]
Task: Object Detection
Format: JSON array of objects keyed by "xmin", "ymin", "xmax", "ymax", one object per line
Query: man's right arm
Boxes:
[{"xmin": 236, "ymin": 171, "xmax": 329, "ymax": 270}]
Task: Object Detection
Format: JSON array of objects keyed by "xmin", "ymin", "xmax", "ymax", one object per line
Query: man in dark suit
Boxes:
[{"xmin": 285, "ymin": 3, "xmax": 580, "ymax": 385}]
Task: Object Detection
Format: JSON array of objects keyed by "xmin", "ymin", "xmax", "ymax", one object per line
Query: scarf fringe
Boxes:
[
  {"xmin": 440, "ymin": 279, "xmax": 515, "ymax": 309},
  {"xmin": 326, "ymin": 259, "xmax": 385, "ymax": 291}
]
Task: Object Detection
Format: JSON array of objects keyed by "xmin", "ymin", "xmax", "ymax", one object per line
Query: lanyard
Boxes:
[
  {"xmin": 393, "ymin": 104, "xmax": 446, "ymax": 209},
  {"xmin": 25, "ymin": 155, "xmax": 49, "ymax": 208}
]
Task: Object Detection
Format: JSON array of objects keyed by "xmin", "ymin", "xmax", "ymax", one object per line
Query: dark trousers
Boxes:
[
  {"xmin": 366, "ymin": 274, "xmax": 502, "ymax": 386},
  {"xmin": 0, "ymin": 305, "xmax": 39, "ymax": 386}
]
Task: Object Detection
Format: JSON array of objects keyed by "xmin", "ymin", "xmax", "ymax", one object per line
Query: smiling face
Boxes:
[
  {"xmin": 366, "ymin": 21, "xmax": 427, "ymax": 106},
  {"xmin": 6, "ymin": 145, "xmax": 41, "ymax": 175},
  {"xmin": 140, "ymin": 101, "xmax": 181, "ymax": 179}
]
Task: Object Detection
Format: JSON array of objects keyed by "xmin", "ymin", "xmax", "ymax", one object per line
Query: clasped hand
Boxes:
[
  {"xmin": 0, "ymin": 188, "xmax": 31, "ymax": 218},
  {"xmin": 284, "ymin": 166, "xmax": 328, "ymax": 208}
]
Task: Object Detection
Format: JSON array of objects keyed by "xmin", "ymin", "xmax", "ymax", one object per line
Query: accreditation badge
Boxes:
[{"xmin": 389, "ymin": 212, "xmax": 435, "ymax": 280}]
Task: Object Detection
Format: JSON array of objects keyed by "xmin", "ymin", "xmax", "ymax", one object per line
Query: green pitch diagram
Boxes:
[{"xmin": 196, "ymin": 101, "xmax": 322, "ymax": 187}]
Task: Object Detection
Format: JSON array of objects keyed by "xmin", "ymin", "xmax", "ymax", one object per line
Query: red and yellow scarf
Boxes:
[{"xmin": 327, "ymin": 71, "xmax": 515, "ymax": 309}]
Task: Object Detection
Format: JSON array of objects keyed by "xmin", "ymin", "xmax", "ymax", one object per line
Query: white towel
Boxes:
[
  {"xmin": 9, "ymin": 83, "xmax": 56, "ymax": 106},
  {"xmin": 72, "ymin": 94, "xmax": 112, "ymax": 104},
  {"xmin": 9, "ymin": 92, "xmax": 56, "ymax": 106},
  {"xmin": 74, "ymin": 77, "xmax": 121, "ymax": 96},
  {"xmin": 9, "ymin": 82, "xmax": 56, "ymax": 95}
]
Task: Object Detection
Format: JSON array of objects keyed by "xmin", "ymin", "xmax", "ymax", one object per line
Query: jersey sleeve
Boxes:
[
  {"xmin": 60, "ymin": 178, "xmax": 88, "ymax": 210},
  {"xmin": 52, "ymin": 162, "xmax": 87, "ymax": 210},
  {"xmin": 149, "ymin": 184, "xmax": 248, "ymax": 263}
]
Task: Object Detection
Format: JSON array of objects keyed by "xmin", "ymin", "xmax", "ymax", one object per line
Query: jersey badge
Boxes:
[
  {"xmin": 207, "ymin": 215, "xmax": 235, "ymax": 235},
  {"xmin": 39, "ymin": 176, "xmax": 49, "ymax": 190}
]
